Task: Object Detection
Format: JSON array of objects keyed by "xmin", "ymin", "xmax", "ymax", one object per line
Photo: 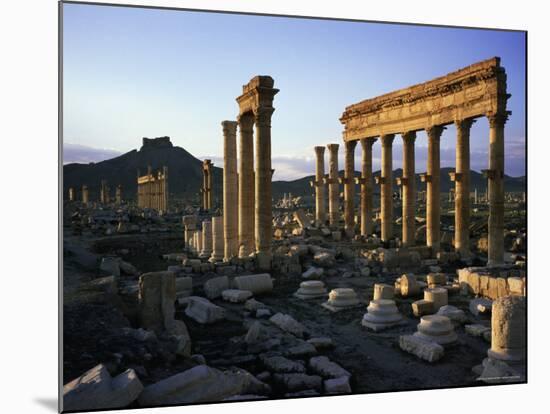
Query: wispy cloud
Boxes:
[{"xmin": 63, "ymin": 142, "xmax": 123, "ymax": 164}]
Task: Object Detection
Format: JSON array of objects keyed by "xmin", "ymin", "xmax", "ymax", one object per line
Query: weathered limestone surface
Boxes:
[
  {"xmin": 199, "ymin": 220, "xmax": 213, "ymax": 259},
  {"xmin": 399, "ymin": 273, "xmax": 420, "ymax": 297},
  {"xmin": 294, "ymin": 280, "xmax": 327, "ymax": 300},
  {"xmin": 210, "ymin": 216, "xmax": 224, "ymax": 262},
  {"xmin": 312, "ymin": 146, "xmax": 327, "ymax": 225},
  {"xmin": 269, "ymin": 313, "xmax": 306, "ymax": 337},
  {"xmin": 362, "ymin": 299, "xmax": 403, "ymax": 331},
  {"xmin": 343, "ymin": 140, "xmax": 357, "ymax": 237},
  {"xmin": 359, "ymin": 138, "xmax": 376, "ymax": 236},
  {"xmin": 323, "ymin": 288, "xmax": 360, "ymax": 311},
  {"xmin": 309, "ymin": 356, "xmax": 351, "ymax": 379},
  {"xmin": 379, "ymin": 134, "xmax": 394, "ymax": 242},
  {"xmin": 138, "ymin": 365, "xmax": 257, "ymax": 406},
  {"xmin": 64, "ymin": 364, "xmax": 143, "ymax": 412},
  {"xmin": 222, "ymin": 121, "xmax": 239, "ymax": 260},
  {"xmin": 185, "ymin": 296, "xmax": 226, "ymax": 324},
  {"xmin": 238, "ymin": 113, "xmax": 255, "ymax": 258},
  {"xmin": 424, "ymin": 287, "xmax": 448, "ymax": 311},
  {"xmin": 139, "ymin": 271, "xmax": 176, "ymax": 333},
  {"xmin": 373, "ymin": 283, "xmax": 394, "ymax": 300},
  {"xmin": 204, "ymin": 276, "xmax": 230, "ymax": 299},
  {"xmin": 401, "ymin": 131, "xmax": 416, "ymax": 246},
  {"xmin": 234, "ymin": 273, "xmax": 273, "ymax": 295},
  {"xmin": 412, "ymin": 299, "xmax": 434, "ymax": 317},
  {"xmin": 488, "ymin": 295, "xmax": 526, "ymax": 363},
  {"xmin": 326, "ymin": 143, "xmax": 340, "ymax": 227},
  {"xmin": 324, "ymin": 376, "xmax": 351, "ymax": 394},
  {"xmin": 222, "ymin": 289, "xmax": 253, "ymax": 303},
  {"xmin": 399, "ymin": 335, "xmax": 444, "ymax": 362},
  {"xmin": 414, "ymin": 315, "xmax": 457, "ymax": 345}
]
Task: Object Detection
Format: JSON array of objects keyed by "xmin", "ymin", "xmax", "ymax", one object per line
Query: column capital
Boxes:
[
  {"xmin": 454, "ymin": 117, "xmax": 475, "ymax": 131},
  {"xmin": 419, "ymin": 173, "xmax": 431, "ymax": 183},
  {"xmin": 487, "ymin": 112, "xmax": 509, "ymax": 128},
  {"xmin": 380, "ymin": 134, "xmax": 395, "ymax": 147},
  {"xmin": 401, "ymin": 131, "xmax": 417, "ymax": 143},
  {"xmin": 254, "ymin": 107, "xmax": 275, "ymax": 126},
  {"xmin": 374, "ymin": 176, "xmax": 385, "ymax": 185},
  {"xmin": 314, "ymin": 146, "xmax": 326, "ymax": 156},
  {"xmin": 426, "ymin": 125, "xmax": 445, "ymax": 140},
  {"xmin": 237, "ymin": 112, "xmax": 254, "ymax": 130},
  {"xmin": 481, "ymin": 168, "xmax": 503, "ymax": 179},
  {"xmin": 395, "ymin": 177, "xmax": 408, "ymax": 186},
  {"xmin": 355, "ymin": 177, "xmax": 366, "ymax": 185},
  {"xmin": 221, "ymin": 120, "xmax": 238, "ymax": 134},
  {"xmin": 360, "ymin": 137, "xmax": 377, "ymax": 149},
  {"xmin": 310, "ymin": 180, "xmax": 324, "ymax": 187},
  {"xmin": 323, "ymin": 177, "xmax": 338, "ymax": 184},
  {"xmin": 339, "ymin": 177, "xmax": 353, "ymax": 184},
  {"xmin": 344, "ymin": 140, "xmax": 357, "ymax": 150},
  {"xmin": 327, "ymin": 143, "xmax": 339, "ymax": 153}
]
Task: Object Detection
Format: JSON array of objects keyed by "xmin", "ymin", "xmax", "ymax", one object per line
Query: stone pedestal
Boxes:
[
  {"xmin": 487, "ymin": 295, "xmax": 526, "ymax": 363},
  {"xmin": 380, "ymin": 134, "xmax": 395, "ymax": 242},
  {"xmin": 359, "ymin": 138, "xmax": 376, "ymax": 236},
  {"xmin": 361, "ymin": 299, "xmax": 403, "ymax": 331},
  {"xmin": 82, "ymin": 185, "xmax": 89, "ymax": 204},
  {"xmin": 401, "ymin": 132, "xmax": 416, "ymax": 246},
  {"xmin": 222, "ymin": 121, "xmax": 239, "ymax": 261},
  {"xmin": 210, "ymin": 216, "xmax": 224, "ymax": 262},
  {"xmin": 373, "ymin": 283, "xmax": 394, "ymax": 300},
  {"xmin": 424, "ymin": 287, "xmax": 448, "ymax": 311},
  {"xmin": 322, "ymin": 288, "xmax": 360, "ymax": 312},
  {"xmin": 413, "ymin": 315, "xmax": 457, "ymax": 345},
  {"xmin": 199, "ymin": 221, "xmax": 213, "ymax": 259},
  {"xmin": 326, "ymin": 143, "xmax": 340, "ymax": 227},
  {"xmin": 399, "ymin": 273, "xmax": 420, "ymax": 297},
  {"xmin": 238, "ymin": 114, "xmax": 255, "ymax": 258},
  {"xmin": 343, "ymin": 140, "xmax": 356, "ymax": 237},
  {"xmin": 426, "ymin": 126, "xmax": 444, "ymax": 253},
  {"xmin": 294, "ymin": 281, "xmax": 328, "ymax": 300}
]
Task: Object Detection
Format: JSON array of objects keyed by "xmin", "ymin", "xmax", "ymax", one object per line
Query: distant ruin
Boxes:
[{"xmin": 137, "ymin": 166, "xmax": 169, "ymax": 211}]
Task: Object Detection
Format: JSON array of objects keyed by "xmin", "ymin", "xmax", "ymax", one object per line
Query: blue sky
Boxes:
[{"xmin": 62, "ymin": 3, "xmax": 526, "ymax": 180}]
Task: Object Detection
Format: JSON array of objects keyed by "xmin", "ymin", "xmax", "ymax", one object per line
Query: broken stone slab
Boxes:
[
  {"xmin": 222, "ymin": 289, "xmax": 253, "ymax": 303},
  {"xmin": 302, "ymin": 266, "xmax": 324, "ymax": 280},
  {"xmin": 469, "ymin": 297, "xmax": 493, "ymax": 316},
  {"xmin": 137, "ymin": 365, "xmax": 256, "ymax": 406},
  {"xmin": 256, "ymin": 308, "xmax": 272, "ymax": 318},
  {"xmin": 284, "ymin": 340, "xmax": 317, "ymax": 358},
  {"xmin": 244, "ymin": 321, "xmax": 263, "ymax": 344},
  {"xmin": 184, "ymin": 296, "xmax": 226, "ymax": 324},
  {"xmin": 307, "ymin": 337, "xmax": 334, "ymax": 350},
  {"xmin": 427, "ymin": 272, "xmax": 447, "ymax": 287},
  {"xmin": 507, "ymin": 277, "xmax": 525, "ymax": 296},
  {"xmin": 100, "ymin": 257, "xmax": 120, "ymax": 277},
  {"xmin": 203, "ymin": 276, "xmax": 230, "ymax": 299},
  {"xmin": 436, "ymin": 305, "xmax": 467, "ymax": 324},
  {"xmin": 273, "ymin": 373, "xmax": 323, "ymax": 392},
  {"xmin": 324, "ymin": 376, "xmax": 351, "ymax": 394},
  {"xmin": 119, "ymin": 260, "xmax": 138, "ymax": 275},
  {"xmin": 465, "ymin": 324, "xmax": 491, "ymax": 337},
  {"xmin": 139, "ymin": 271, "xmax": 176, "ymax": 334},
  {"xmin": 313, "ymin": 251, "xmax": 336, "ymax": 267},
  {"xmin": 308, "ymin": 356, "xmax": 351, "ymax": 379},
  {"xmin": 269, "ymin": 313, "xmax": 306, "ymax": 338},
  {"xmin": 424, "ymin": 287, "xmax": 448, "ymax": 311},
  {"xmin": 261, "ymin": 355, "xmax": 306, "ymax": 373},
  {"xmin": 284, "ymin": 389, "xmax": 320, "ymax": 397},
  {"xmin": 234, "ymin": 273, "xmax": 273, "ymax": 295},
  {"xmin": 244, "ymin": 298, "xmax": 268, "ymax": 312},
  {"xmin": 412, "ymin": 299, "xmax": 434, "ymax": 317},
  {"xmin": 399, "ymin": 273, "xmax": 420, "ymax": 297},
  {"xmin": 175, "ymin": 276, "xmax": 193, "ymax": 301},
  {"xmin": 399, "ymin": 335, "xmax": 444, "ymax": 362},
  {"xmin": 63, "ymin": 364, "xmax": 143, "ymax": 412}
]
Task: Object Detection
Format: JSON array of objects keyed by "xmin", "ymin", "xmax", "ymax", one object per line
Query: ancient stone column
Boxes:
[
  {"xmin": 182, "ymin": 215, "xmax": 197, "ymax": 249},
  {"xmin": 401, "ymin": 131, "xmax": 416, "ymax": 247},
  {"xmin": 343, "ymin": 140, "xmax": 357, "ymax": 237},
  {"xmin": 202, "ymin": 160, "xmax": 213, "ymax": 211},
  {"xmin": 254, "ymin": 108, "xmax": 275, "ymax": 266},
  {"xmin": 426, "ymin": 126, "xmax": 444, "ymax": 252},
  {"xmin": 487, "ymin": 114, "xmax": 507, "ymax": 266},
  {"xmin": 68, "ymin": 187, "xmax": 75, "ymax": 201},
  {"xmin": 81, "ymin": 185, "xmax": 88, "ymax": 204},
  {"xmin": 380, "ymin": 134, "xmax": 395, "ymax": 242},
  {"xmin": 326, "ymin": 143, "xmax": 340, "ymax": 227},
  {"xmin": 453, "ymin": 118, "xmax": 474, "ymax": 258},
  {"xmin": 312, "ymin": 146, "xmax": 326, "ymax": 226},
  {"xmin": 238, "ymin": 114, "xmax": 255, "ymax": 258},
  {"xmin": 200, "ymin": 221, "xmax": 213, "ymax": 259},
  {"xmin": 210, "ymin": 216, "xmax": 224, "ymax": 262},
  {"xmin": 222, "ymin": 121, "xmax": 239, "ymax": 261},
  {"xmin": 487, "ymin": 295, "xmax": 526, "ymax": 363},
  {"xmin": 359, "ymin": 138, "xmax": 376, "ymax": 236},
  {"xmin": 115, "ymin": 185, "xmax": 122, "ymax": 204}
]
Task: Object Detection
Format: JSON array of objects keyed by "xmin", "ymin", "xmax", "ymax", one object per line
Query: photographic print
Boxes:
[{"xmin": 60, "ymin": 1, "xmax": 526, "ymax": 412}]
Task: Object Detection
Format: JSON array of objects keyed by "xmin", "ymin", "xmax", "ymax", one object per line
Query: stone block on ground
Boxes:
[
  {"xmin": 63, "ymin": 364, "xmax": 143, "ymax": 412},
  {"xmin": 184, "ymin": 296, "xmax": 226, "ymax": 324},
  {"xmin": 412, "ymin": 299, "xmax": 434, "ymax": 317},
  {"xmin": 203, "ymin": 276, "xmax": 230, "ymax": 299},
  {"xmin": 465, "ymin": 324, "xmax": 491, "ymax": 337},
  {"xmin": 272, "ymin": 373, "xmax": 323, "ymax": 392},
  {"xmin": 221, "ymin": 289, "xmax": 253, "ymax": 303},
  {"xmin": 269, "ymin": 313, "xmax": 306, "ymax": 337},
  {"xmin": 261, "ymin": 355, "xmax": 306, "ymax": 373},
  {"xmin": 302, "ymin": 266, "xmax": 324, "ymax": 280},
  {"xmin": 437, "ymin": 305, "xmax": 467, "ymax": 323},
  {"xmin": 324, "ymin": 376, "xmax": 351, "ymax": 394},
  {"xmin": 308, "ymin": 356, "xmax": 351, "ymax": 379},
  {"xmin": 139, "ymin": 271, "xmax": 176, "ymax": 334},
  {"xmin": 399, "ymin": 335, "xmax": 444, "ymax": 362},
  {"xmin": 234, "ymin": 273, "xmax": 273, "ymax": 295}
]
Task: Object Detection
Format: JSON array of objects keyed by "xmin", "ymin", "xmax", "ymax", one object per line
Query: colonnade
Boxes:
[
  {"xmin": 137, "ymin": 166, "xmax": 169, "ymax": 212},
  {"xmin": 201, "ymin": 160, "xmax": 213, "ymax": 211}
]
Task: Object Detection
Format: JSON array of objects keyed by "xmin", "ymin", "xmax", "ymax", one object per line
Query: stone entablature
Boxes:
[{"xmin": 340, "ymin": 57, "xmax": 509, "ymax": 141}]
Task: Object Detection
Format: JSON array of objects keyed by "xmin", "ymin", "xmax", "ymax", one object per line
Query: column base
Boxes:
[{"xmin": 255, "ymin": 251, "xmax": 272, "ymax": 271}]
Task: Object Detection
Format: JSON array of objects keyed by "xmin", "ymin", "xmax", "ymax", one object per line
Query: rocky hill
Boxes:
[{"xmin": 63, "ymin": 137, "xmax": 525, "ymax": 202}]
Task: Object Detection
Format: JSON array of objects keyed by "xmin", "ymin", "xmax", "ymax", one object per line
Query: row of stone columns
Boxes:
[
  {"xmin": 221, "ymin": 108, "xmax": 275, "ymax": 269},
  {"xmin": 312, "ymin": 114, "xmax": 507, "ymax": 264},
  {"xmin": 183, "ymin": 216, "xmax": 225, "ymax": 263},
  {"xmin": 137, "ymin": 167, "xmax": 169, "ymax": 212}
]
